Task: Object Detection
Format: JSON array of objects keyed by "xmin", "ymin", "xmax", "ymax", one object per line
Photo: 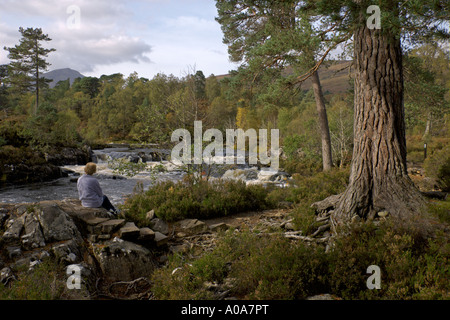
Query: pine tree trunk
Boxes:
[
  {"xmin": 315, "ymin": 8, "xmax": 426, "ymax": 228},
  {"xmin": 35, "ymin": 66, "xmax": 39, "ymax": 115},
  {"xmin": 35, "ymin": 38, "xmax": 39, "ymax": 115},
  {"xmin": 311, "ymin": 70, "xmax": 333, "ymax": 171},
  {"xmin": 423, "ymin": 114, "xmax": 431, "ymax": 139}
]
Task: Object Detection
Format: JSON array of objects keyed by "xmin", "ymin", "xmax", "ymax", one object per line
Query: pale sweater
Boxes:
[{"xmin": 77, "ymin": 174, "xmax": 103, "ymax": 208}]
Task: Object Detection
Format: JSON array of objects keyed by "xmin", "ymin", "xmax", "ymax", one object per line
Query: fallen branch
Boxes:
[
  {"xmin": 311, "ymin": 223, "xmax": 331, "ymax": 237},
  {"xmin": 258, "ymin": 230, "xmax": 330, "ymax": 243},
  {"xmin": 107, "ymin": 277, "xmax": 152, "ymax": 299}
]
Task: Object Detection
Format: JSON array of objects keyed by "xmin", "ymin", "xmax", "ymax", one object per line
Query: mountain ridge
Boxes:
[{"xmin": 43, "ymin": 68, "xmax": 85, "ymax": 88}]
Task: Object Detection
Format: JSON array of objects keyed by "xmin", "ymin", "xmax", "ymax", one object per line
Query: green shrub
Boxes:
[
  {"xmin": 329, "ymin": 217, "xmax": 449, "ymax": 300},
  {"xmin": 281, "ymin": 157, "xmax": 322, "ymax": 176},
  {"xmin": 437, "ymin": 157, "xmax": 450, "ymax": 192},
  {"xmin": 424, "ymin": 144, "xmax": 450, "ymax": 191},
  {"xmin": 286, "ymin": 168, "xmax": 350, "ymax": 234},
  {"xmin": 151, "ymin": 254, "xmax": 217, "ymax": 300},
  {"xmin": 122, "ymin": 176, "xmax": 273, "ymax": 225},
  {"xmin": 151, "ymin": 230, "xmax": 329, "ymax": 300},
  {"xmin": 230, "ymin": 234, "xmax": 329, "ymax": 299},
  {"xmin": 428, "ymin": 199, "xmax": 450, "ymax": 224}
]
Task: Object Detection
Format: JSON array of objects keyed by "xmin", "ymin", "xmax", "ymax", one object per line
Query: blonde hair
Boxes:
[{"xmin": 84, "ymin": 162, "xmax": 97, "ymax": 175}]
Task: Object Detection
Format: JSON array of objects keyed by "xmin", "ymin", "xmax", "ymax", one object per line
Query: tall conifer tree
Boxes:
[
  {"xmin": 4, "ymin": 27, "xmax": 55, "ymax": 115},
  {"xmin": 216, "ymin": 0, "xmax": 449, "ymax": 229}
]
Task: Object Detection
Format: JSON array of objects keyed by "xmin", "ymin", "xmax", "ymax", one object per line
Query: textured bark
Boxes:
[
  {"xmin": 329, "ymin": 9, "xmax": 426, "ymax": 227},
  {"xmin": 311, "ymin": 70, "xmax": 333, "ymax": 171}
]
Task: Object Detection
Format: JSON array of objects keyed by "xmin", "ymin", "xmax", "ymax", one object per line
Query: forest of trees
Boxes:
[{"xmin": 0, "ymin": 3, "xmax": 449, "ymax": 208}]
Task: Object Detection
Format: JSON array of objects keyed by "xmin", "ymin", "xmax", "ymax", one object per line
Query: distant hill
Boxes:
[
  {"xmin": 214, "ymin": 60, "xmax": 354, "ymax": 95},
  {"xmin": 298, "ymin": 60, "xmax": 354, "ymax": 95},
  {"xmin": 43, "ymin": 68, "xmax": 85, "ymax": 88}
]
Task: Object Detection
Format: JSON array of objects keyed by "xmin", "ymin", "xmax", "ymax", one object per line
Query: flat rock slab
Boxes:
[
  {"xmin": 99, "ymin": 219, "xmax": 125, "ymax": 234},
  {"xmin": 85, "ymin": 217, "xmax": 110, "ymax": 226},
  {"xmin": 86, "ymin": 217, "xmax": 111, "ymax": 234},
  {"xmin": 138, "ymin": 227, "xmax": 155, "ymax": 241},
  {"xmin": 176, "ymin": 219, "xmax": 208, "ymax": 235},
  {"xmin": 154, "ymin": 232, "xmax": 168, "ymax": 246},
  {"xmin": 119, "ymin": 222, "xmax": 140, "ymax": 240},
  {"xmin": 209, "ymin": 222, "xmax": 230, "ymax": 232}
]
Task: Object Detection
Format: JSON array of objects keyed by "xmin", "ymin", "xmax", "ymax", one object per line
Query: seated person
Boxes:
[{"xmin": 77, "ymin": 162, "xmax": 118, "ymax": 215}]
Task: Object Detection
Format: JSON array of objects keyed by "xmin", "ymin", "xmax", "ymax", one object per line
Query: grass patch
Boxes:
[{"xmin": 0, "ymin": 258, "xmax": 89, "ymax": 300}]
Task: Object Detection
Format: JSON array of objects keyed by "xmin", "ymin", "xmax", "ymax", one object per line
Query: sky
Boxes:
[{"xmin": 0, "ymin": 0, "xmax": 239, "ymax": 79}]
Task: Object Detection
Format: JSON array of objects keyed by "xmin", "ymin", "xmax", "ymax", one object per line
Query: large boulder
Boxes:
[
  {"xmin": 21, "ymin": 212, "xmax": 46, "ymax": 250},
  {"xmin": 92, "ymin": 238, "xmax": 158, "ymax": 282},
  {"xmin": 0, "ymin": 199, "xmax": 162, "ymax": 291},
  {"xmin": 35, "ymin": 201, "xmax": 83, "ymax": 243}
]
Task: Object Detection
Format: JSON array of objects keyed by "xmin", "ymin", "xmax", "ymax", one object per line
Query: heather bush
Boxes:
[{"xmin": 122, "ymin": 176, "xmax": 273, "ymax": 226}]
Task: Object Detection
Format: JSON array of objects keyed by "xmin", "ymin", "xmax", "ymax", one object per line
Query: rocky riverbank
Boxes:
[
  {"xmin": 0, "ymin": 198, "xmax": 304, "ymax": 299},
  {"xmin": 0, "ymin": 145, "xmax": 92, "ymax": 186}
]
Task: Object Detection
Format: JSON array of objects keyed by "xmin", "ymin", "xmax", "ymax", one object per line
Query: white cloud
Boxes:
[
  {"xmin": 0, "ymin": 0, "xmax": 236, "ymax": 78},
  {"xmin": 0, "ymin": 0, "xmax": 152, "ymax": 73}
]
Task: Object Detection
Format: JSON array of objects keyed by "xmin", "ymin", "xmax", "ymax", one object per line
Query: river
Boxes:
[
  {"xmin": 0, "ymin": 147, "xmax": 185, "ymax": 206},
  {"xmin": 0, "ymin": 146, "xmax": 290, "ymax": 206}
]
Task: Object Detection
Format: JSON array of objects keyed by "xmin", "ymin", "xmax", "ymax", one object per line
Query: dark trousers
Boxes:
[{"xmin": 101, "ymin": 195, "xmax": 117, "ymax": 213}]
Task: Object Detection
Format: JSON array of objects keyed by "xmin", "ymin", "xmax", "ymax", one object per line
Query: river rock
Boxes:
[
  {"xmin": 3, "ymin": 215, "xmax": 25, "ymax": 242},
  {"xmin": 138, "ymin": 227, "xmax": 155, "ymax": 242},
  {"xmin": 1, "ymin": 162, "xmax": 63, "ymax": 185},
  {"xmin": 257, "ymin": 170, "xmax": 291, "ymax": 182},
  {"xmin": 0, "ymin": 210, "xmax": 8, "ymax": 229},
  {"xmin": 149, "ymin": 218, "xmax": 169, "ymax": 235},
  {"xmin": 0, "ymin": 267, "xmax": 16, "ymax": 285},
  {"xmin": 44, "ymin": 146, "xmax": 92, "ymax": 166},
  {"xmin": 51, "ymin": 239, "xmax": 82, "ymax": 264},
  {"xmin": 86, "ymin": 217, "xmax": 111, "ymax": 234},
  {"xmin": 92, "ymin": 238, "xmax": 158, "ymax": 282},
  {"xmin": 154, "ymin": 232, "xmax": 169, "ymax": 246},
  {"xmin": 146, "ymin": 209, "xmax": 155, "ymax": 221},
  {"xmin": 222, "ymin": 168, "xmax": 259, "ymax": 181},
  {"xmin": 176, "ymin": 219, "xmax": 208, "ymax": 235},
  {"xmin": 209, "ymin": 223, "xmax": 230, "ymax": 232},
  {"xmin": 6, "ymin": 246, "xmax": 21, "ymax": 259}
]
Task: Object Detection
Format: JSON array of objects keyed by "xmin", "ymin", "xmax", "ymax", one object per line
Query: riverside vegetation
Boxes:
[{"xmin": 1, "ymin": 169, "xmax": 449, "ymax": 300}]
